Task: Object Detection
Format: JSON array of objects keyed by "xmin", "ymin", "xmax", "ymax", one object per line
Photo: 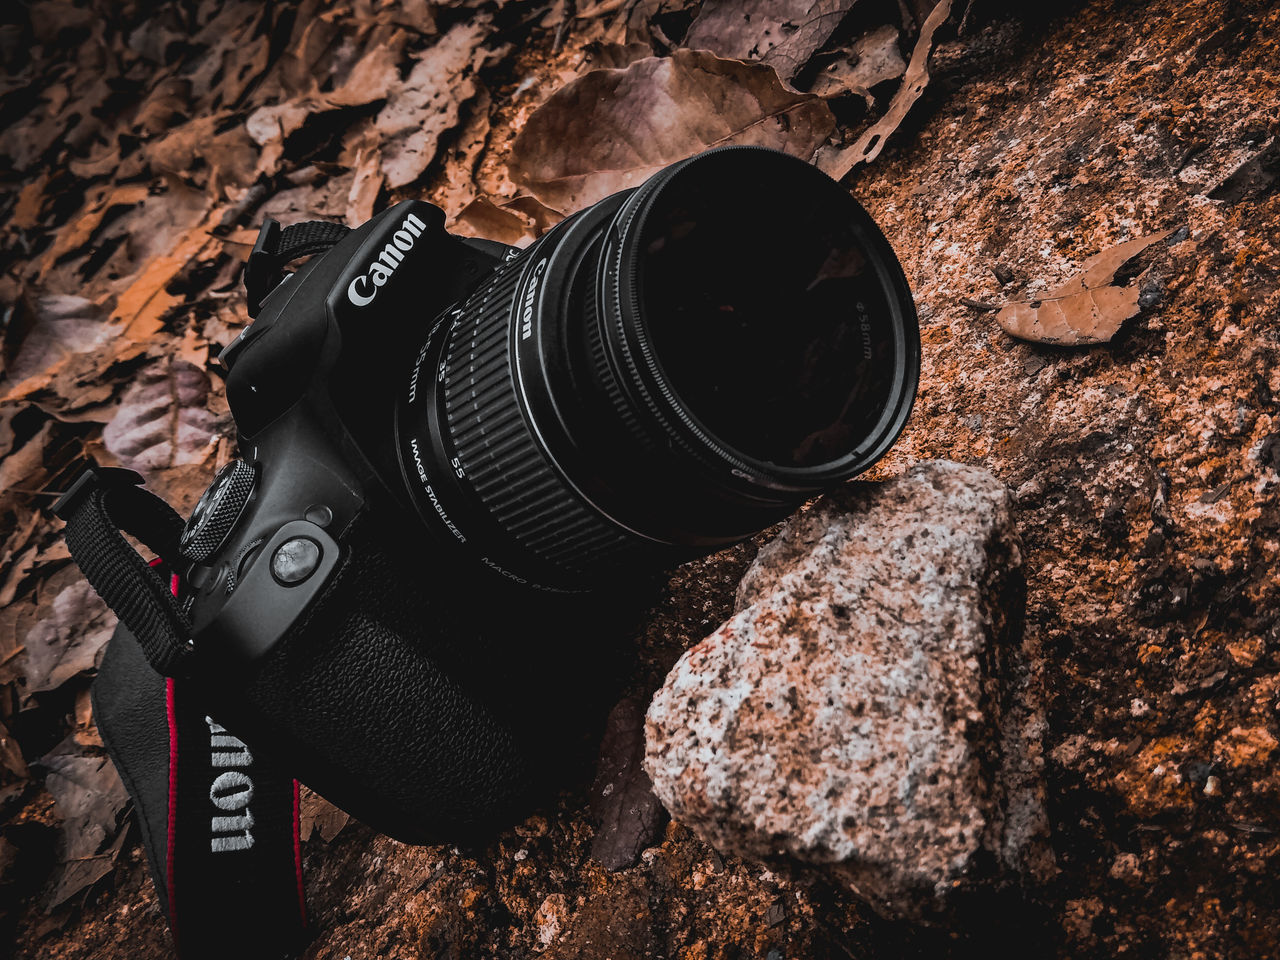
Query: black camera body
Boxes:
[
  {"xmin": 67, "ymin": 147, "xmax": 921, "ymax": 844},
  {"xmin": 182, "ymin": 202, "xmax": 564, "ymax": 842},
  {"xmin": 187, "ymin": 202, "xmax": 512, "ymax": 664}
]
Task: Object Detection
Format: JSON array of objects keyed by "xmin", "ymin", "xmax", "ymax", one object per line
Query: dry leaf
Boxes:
[
  {"xmin": 809, "ymin": 24, "xmax": 906, "ymax": 101},
  {"xmin": 508, "ymin": 49, "xmax": 836, "ymax": 214},
  {"xmin": 110, "ymin": 214, "xmax": 217, "ymax": 345},
  {"xmin": 437, "ymin": 85, "xmax": 493, "ymax": 217},
  {"xmin": 0, "ymin": 296, "xmax": 119, "ymax": 404},
  {"xmin": 589, "ymin": 697, "xmax": 667, "ymax": 871},
  {"xmin": 101, "ymin": 358, "xmax": 222, "ymax": 472},
  {"xmin": 346, "ymin": 148, "xmax": 385, "ymax": 226},
  {"xmin": 38, "ymin": 735, "xmax": 130, "ymax": 908},
  {"xmin": 0, "ymin": 718, "xmax": 29, "ymax": 783},
  {"xmin": 684, "ymin": 0, "xmax": 858, "ymax": 81},
  {"xmin": 817, "ymin": 0, "xmax": 952, "ymax": 179},
  {"xmin": 299, "ymin": 786, "xmax": 350, "ymax": 842},
  {"xmin": 20, "ymin": 579, "xmax": 116, "ymax": 697},
  {"xmin": 36, "ymin": 184, "xmax": 150, "ymax": 282},
  {"xmin": 449, "ymin": 197, "xmax": 542, "ymax": 246},
  {"xmin": 376, "ymin": 20, "xmax": 489, "ymax": 188},
  {"xmin": 995, "ymin": 230, "xmax": 1175, "ymax": 345}
]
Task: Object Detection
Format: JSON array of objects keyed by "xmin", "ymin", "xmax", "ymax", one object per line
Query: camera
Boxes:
[{"xmin": 64, "ymin": 146, "xmax": 919, "ymax": 843}]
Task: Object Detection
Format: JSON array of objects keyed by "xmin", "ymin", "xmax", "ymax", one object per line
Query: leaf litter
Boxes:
[{"xmin": 0, "ymin": 0, "xmax": 973, "ymax": 918}]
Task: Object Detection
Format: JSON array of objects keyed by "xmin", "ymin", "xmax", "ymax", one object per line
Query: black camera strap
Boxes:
[
  {"xmin": 56, "ymin": 467, "xmax": 194, "ymax": 676},
  {"xmin": 57, "ymin": 469, "xmax": 309, "ymax": 958},
  {"xmin": 244, "ymin": 219, "xmax": 352, "ymax": 317}
]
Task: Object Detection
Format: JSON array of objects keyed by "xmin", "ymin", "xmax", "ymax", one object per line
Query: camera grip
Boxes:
[{"xmin": 204, "ymin": 526, "xmax": 534, "ymax": 844}]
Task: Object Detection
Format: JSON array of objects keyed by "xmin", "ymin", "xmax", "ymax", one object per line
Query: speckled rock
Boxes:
[{"xmin": 644, "ymin": 461, "xmax": 1054, "ymax": 918}]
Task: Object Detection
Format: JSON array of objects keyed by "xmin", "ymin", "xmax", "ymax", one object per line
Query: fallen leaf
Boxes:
[
  {"xmin": 0, "ymin": 718, "xmax": 29, "ymax": 783},
  {"xmin": 110, "ymin": 215, "xmax": 217, "ymax": 345},
  {"xmin": 11, "ymin": 173, "xmax": 51, "ymax": 229},
  {"xmin": 449, "ymin": 197, "xmax": 542, "ymax": 246},
  {"xmin": 1, "ymin": 295, "xmax": 119, "ymax": 404},
  {"xmin": 995, "ymin": 230, "xmax": 1175, "ymax": 344},
  {"xmin": 325, "ymin": 25, "xmax": 409, "ymax": 108},
  {"xmin": 817, "ymin": 0, "xmax": 952, "ymax": 178},
  {"xmin": 376, "ymin": 20, "xmax": 490, "ymax": 188},
  {"xmin": 20, "ymin": 577, "xmax": 117, "ymax": 698},
  {"xmin": 809, "ymin": 24, "xmax": 906, "ymax": 101},
  {"xmin": 684, "ymin": 0, "xmax": 858, "ymax": 81},
  {"xmin": 437, "ymin": 86, "xmax": 493, "ymax": 217},
  {"xmin": 101, "ymin": 358, "xmax": 222, "ymax": 473},
  {"xmin": 589, "ymin": 697, "xmax": 668, "ymax": 871},
  {"xmin": 35, "ymin": 184, "xmax": 150, "ymax": 282},
  {"xmin": 508, "ymin": 49, "xmax": 836, "ymax": 213},
  {"xmin": 299, "ymin": 786, "xmax": 350, "ymax": 842},
  {"xmin": 346, "ymin": 148, "xmax": 385, "ymax": 226},
  {"xmin": 38, "ymin": 735, "xmax": 130, "ymax": 909}
]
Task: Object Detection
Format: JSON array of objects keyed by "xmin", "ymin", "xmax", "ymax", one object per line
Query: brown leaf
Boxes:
[
  {"xmin": 995, "ymin": 230, "xmax": 1175, "ymax": 345},
  {"xmin": 376, "ymin": 20, "xmax": 489, "ymax": 188},
  {"xmin": 346, "ymin": 148, "xmax": 385, "ymax": 226},
  {"xmin": 508, "ymin": 49, "xmax": 836, "ymax": 214},
  {"xmin": 35, "ymin": 184, "xmax": 150, "ymax": 282},
  {"xmin": 589, "ymin": 697, "xmax": 668, "ymax": 871},
  {"xmin": 0, "ymin": 295, "xmax": 118, "ymax": 404},
  {"xmin": 38, "ymin": 735, "xmax": 129, "ymax": 909},
  {"xmin": 449, "ymin": 197, "xmax": 542, "ymax": 246},
  {"xmin": 684, "ymin": 0, "xmax": 859, "ymax": 81},
  {"xmin": 0, "ymin": 718, "xmax": 29, "ymax": 783},
  {"xmin": 101, "ymin": 358, "xmax": 222, "ymax": 473},
  {"xmin": 299, "ymin": 786, "xmax": 350, "ymax": 842},
  {"xmin": 20, "ymin": 578, "xmax": 116, "ymax": 698},
  {"xmin": 12, "ymin": 173, "xmax": 51, "ymax": 229},
  {"xmin": 816, "ymin": 0, "xmax": 952, "ymax": 179},
  {"xmin": 325, "ymin": 25, "xmax": 409, "ymax": 108},
  {"xmin": 110, "ymin": 214, "xmax": 217, "ymax": 345},
  {"xmin": 437, "ymin": 86, "xmax": 493, "ymax": 217},
  {"xmin": 809, "ymin": 24, "xmax": 906, "ymax": 101}
]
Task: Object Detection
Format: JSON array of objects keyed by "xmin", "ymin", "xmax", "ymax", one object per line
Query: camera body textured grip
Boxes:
[{"xmin": 204, "ymin": 520, "xmax": 534, "ymax": 843}]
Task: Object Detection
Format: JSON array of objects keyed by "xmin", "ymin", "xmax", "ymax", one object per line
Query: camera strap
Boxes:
[
  {"xmin": 57, "ymin": 469, "xmax": 309, "ymax": 957},
  {"xmin": 244, "ymin": 219, "xmax": 352, "ymax": 317}
]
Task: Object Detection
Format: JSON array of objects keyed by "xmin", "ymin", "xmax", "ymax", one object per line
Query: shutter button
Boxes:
[{"xmin": 271, "ymin": 538, "xmax": 321, "ymax": 585}]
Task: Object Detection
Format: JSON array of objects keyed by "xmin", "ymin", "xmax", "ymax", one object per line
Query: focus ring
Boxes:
[{"xmin": 442, "ymin": 257, "xmax": 636, "ymax": 576}]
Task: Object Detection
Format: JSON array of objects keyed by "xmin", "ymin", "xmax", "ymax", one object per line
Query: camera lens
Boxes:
[{"xmin": 396, "ymin": 146, "xmax": 919, "ymax": 591}]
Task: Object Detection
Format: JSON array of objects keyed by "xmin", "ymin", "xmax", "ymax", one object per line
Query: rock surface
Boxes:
[{"xmin": 644, "ymin": 461, "xmax": 1053, "ymax": 918}]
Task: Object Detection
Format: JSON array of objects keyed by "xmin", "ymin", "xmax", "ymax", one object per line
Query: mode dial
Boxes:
[{"xmin": 179, "ymin": 459, "xmax": 257, "ymax": 563}]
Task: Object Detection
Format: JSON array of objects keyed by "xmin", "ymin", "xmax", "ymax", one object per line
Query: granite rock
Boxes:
[{"xmin": 644, "ymin": 461, "xmax": 1053, "ymax": 919}]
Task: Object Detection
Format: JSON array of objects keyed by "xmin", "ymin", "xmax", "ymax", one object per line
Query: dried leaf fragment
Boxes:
[
  {"xmin": 101, "ymin": 359, "xmax": 222, "ymax": 473},
  {"xmin": 809, "ymin": 25, "xmax": 906, "ymax": 101},
  {"xmin": 995, "ymin": 230, "xmax": 1175, "ymax": 345},
  {"xmin": 39, "ymin": 735, "xmax": 130, "ymax": 908},
  {"xmin": 590, "ymin": 697, "xmax": 668, "ymax": 871},
  {"xmin": 509, "ymin": 49, "xmax": 836, "ymax": 214},
  {"xmin": 816, "ymin": 0, "xmax": 952, "ymax": 178},
  {"xmin": 684, "ymin": 0, "xmax": 859, "ymax": 82},
  {"xmin": 21, "ymin": 579, "xmax": 116, "ymax": 697}
]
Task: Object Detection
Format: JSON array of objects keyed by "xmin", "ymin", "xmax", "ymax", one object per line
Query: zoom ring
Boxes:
[{"xmin": 441, "ymin": 258, "xmax": 637, "ymax": 576}]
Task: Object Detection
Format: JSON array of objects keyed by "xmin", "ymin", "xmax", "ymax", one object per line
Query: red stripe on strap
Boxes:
[
  {"xmin": 292, "ymin": 779, "xmax": 307, "ymax": 926},
  {"xmin": 163, "ymin": 566, "xmax": 181, "ymax": 950}
]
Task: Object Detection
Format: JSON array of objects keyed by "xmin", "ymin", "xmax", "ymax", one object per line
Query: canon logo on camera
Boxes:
[{"xmin": 347, "ymin": 211, "xmax": 429, "ymax": 307}]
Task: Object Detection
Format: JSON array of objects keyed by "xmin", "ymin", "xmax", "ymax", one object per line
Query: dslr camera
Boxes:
[{"xmin": 62, "ymin": 147, "xmax": 919, "ymax": 842}]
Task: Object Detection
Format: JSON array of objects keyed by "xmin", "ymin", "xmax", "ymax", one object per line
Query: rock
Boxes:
[{"xmin": 644, "ymin": 461, "xmax": 1054, "ymax": 920}]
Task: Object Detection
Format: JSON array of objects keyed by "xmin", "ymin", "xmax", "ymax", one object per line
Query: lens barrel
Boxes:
[{"xmin": 395, "ymin": 146, "xmax": 919, "ymax": 591}]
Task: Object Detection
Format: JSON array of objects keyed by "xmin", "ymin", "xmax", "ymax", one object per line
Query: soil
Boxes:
[{"xmin": 7, "ymin": 0, "xmax": 1280, "ymax": 957}]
